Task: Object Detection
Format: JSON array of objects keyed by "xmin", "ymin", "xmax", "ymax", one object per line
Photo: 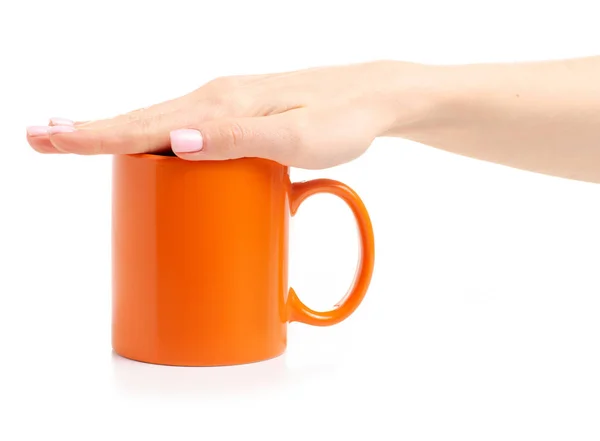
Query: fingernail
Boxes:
[
  {"xmin": 170, "ymin": 129, "xmax": 203, "ymax": 153},
  {"xmin": 26, "ymin": 126, "xmax": 50, "ymax": 137},
  {"xmin": 49, "ymin": 117, "xmax": 74, "ymax": 126},
  {"xmin": 49, "ymin": 125, "xmax": 76, "ymax": 134}
]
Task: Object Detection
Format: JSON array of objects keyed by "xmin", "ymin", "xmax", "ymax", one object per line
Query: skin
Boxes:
[{"xmin": 26, "ymin": 57, "xmax": 600, "ymax": 182}]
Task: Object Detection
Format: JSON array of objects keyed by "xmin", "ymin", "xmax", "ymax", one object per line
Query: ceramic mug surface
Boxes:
[{"xmin": 112, "ymin": 154, "xmax": 374, "ymax": 366}]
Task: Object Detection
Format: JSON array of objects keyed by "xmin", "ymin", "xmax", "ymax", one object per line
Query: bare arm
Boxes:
[
  {"xmin": 26, "ymin": 57, "xmax": 600, "ymax": 182},
  {"xmin": 393, "ymin": 57, "xmax": 600, "ymax": 182}
]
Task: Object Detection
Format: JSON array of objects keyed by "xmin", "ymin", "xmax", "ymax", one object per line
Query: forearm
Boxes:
[{"xmin": 388, "ymin": 57, "xmax": 600, "ymax": 183}]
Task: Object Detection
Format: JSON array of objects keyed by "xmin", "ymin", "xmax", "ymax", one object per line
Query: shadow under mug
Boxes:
[{"xmin": 112, "ymin": 154, "xmax": 374, "ymax": 366}]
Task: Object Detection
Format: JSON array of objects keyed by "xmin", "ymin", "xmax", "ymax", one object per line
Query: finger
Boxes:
[
  {"xmin": 170, "ymin": 112, "xmax": 304, "ymax": 165},
  {"xmin": 26, "ymin": 126, "xmax": 63, "ymax": 154},
  {"xmin": 67, "ymin": 93, "xmax": 191, "ymax": 132},
  {"xmin": 49, "ymin": 117, "xmax": 75, "ymax": 126},
  {"xmin": 47, "ymin": 108, "xmax": 195, "ymax": 155}
]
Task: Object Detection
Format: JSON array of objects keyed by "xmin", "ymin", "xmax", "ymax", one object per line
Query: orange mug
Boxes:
[{"xmin": 112, "ymin": 154, "xmax": 374, "ymax": 366}]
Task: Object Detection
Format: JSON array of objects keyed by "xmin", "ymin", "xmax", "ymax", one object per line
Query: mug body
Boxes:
[{"xmin": 112, "ymin": 154, "xmax": 291, "ymax": 366}]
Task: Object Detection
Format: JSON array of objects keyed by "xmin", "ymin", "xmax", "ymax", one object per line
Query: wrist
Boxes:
[{"xmin": 376, "ymin": 60, "xmax": 453, "ymax": 138}]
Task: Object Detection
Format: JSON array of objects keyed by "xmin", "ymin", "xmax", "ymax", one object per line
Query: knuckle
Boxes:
[
  {"xmin": 208, "ymin": 76, "xmax": 236, "ymax": 90},
  {"xmin": 88, "ymin": 132, "xmax": 106, "ymax": 155},
  {"xmin": 207, "ymin": 94, "xmax": 250, "ymax": 117},
  {"xmin": 134, "ymin": 113, "xmax": 153, "ymax": 133},
  {"xmin": 273, "ymin": 115, "xmax": 311, "ymax": 165},
  {"xmin": 204, "ymin": 77, "xmax": 252, "ymax": 116},
  {"xmin": 95, "ymin": 138, "xmax": 106, "ymax": 155},
  {"xmin": 211, "ymin": 120, "xmax": 249, "ymax": 157},
  {"xmin": 205, "ymin": 94, "xmax": 229, "ymax": 111},
  {"xmin": 227, "ymin": 120, "xmax": 246, "ymax": 148},
  {"xmin": 288, "ymin": 114, "xmax": 310, "ymax": 150},
  {"xmin": 220, "ymin": 93, "xmax": 252, "ymax": 117},
  {"xmin": 125, "ymin": 108, "xmax": 146, "ymax": 124},
  {"xmin": 133, "ymin": 114, "xmax": 160, "ymax": 151}
]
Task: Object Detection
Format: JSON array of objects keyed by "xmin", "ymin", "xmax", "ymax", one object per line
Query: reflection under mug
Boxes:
[{"xmin": 112, "ymin": 154, "xmax": 374, "ymax": 366}]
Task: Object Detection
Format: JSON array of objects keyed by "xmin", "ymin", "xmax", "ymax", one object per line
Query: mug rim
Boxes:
[
  {"xmin": 122, "ymin": 154, "xmax": 287, "ymax": 169},
  {"xmin": 124, "ymin": 153, "xmax": 179, "ymax": 161}
]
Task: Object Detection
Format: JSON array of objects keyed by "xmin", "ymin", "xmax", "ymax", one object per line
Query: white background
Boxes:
[{"xmin": 2, "ymin": 0, "xmax": 600, "ymax": 439}]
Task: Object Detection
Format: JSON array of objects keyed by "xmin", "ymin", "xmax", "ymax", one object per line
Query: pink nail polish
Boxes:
[
  {"xmin": 49, "ymin": 125, "xmax": 76, "ymax": 134},
  {"xmin": 50, "ymin": 117, "xmax": 75, "ymax": 126},
  {"xmin": 170, "ymin": 129, "xmax": 203, "ymax": 153},
  {"xmin": 26, "ymin": 126, "xmax": 50, "ymax": 137}
]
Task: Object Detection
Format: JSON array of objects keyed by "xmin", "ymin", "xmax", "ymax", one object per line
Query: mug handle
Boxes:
[{"xmin": 288, "ymin": 179, "xmax": 375, "ymax": 326}]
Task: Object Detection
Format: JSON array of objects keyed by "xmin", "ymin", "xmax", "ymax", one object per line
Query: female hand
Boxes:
[
  {"xmin": 25, "ymin": 61, "xmax": 426, "ymax": 169},
  {"xmin": 28, "ymin": 57, "xmax": 600, "ymax": 181}
]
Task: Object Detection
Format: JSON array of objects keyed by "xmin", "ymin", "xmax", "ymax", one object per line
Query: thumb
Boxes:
[{"xmin": 170, "ymin": 112, "xmax": 303, "ymax": 165}]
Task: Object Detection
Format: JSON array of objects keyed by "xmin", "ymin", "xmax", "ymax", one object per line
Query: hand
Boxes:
[{"xmin": 25, "ymin": 61, "xmax": 424, "ymax": 169}]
